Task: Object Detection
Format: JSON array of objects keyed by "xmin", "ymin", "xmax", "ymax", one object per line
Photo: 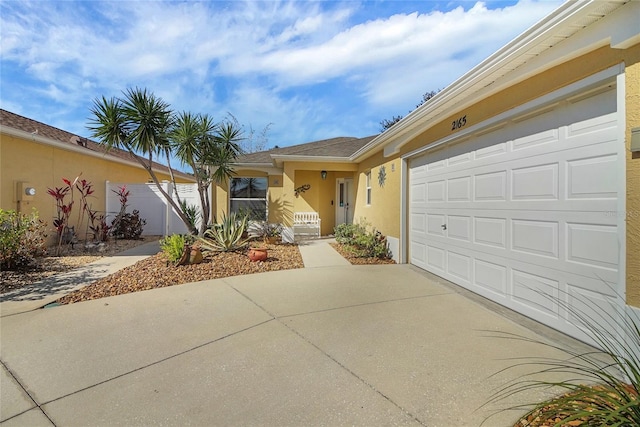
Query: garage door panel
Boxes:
[
  {"xmin": 512, "ymin": 163, "xmax": 559, "ymax": 201},
  {"xmin": 427, "ymin": 214, "xmax": 446, "ymax": 236},
  {"xmin": 447, "ymin": 251, "xmax": 471, "ymax": 283},
  {"xmin": 407, "ymin": 86, "xmax": 621, "ymax": 345},
  {"xmin": 512, "ymin": 269, "xmax": 560, "ymax": 320},
  {"xmin": 475, "ymin": 259, "xmax": 508, "ymax": 295},
  {"xmin": 512, "ymin": 219, "xmax": 559, "ymax": 259},
  {"xmin": 474, "ymin": 217, "xmax": 507, "ymax": 249},
  {"xmin": 474, "ymin": 171, "xmax": 507, "ymax": 201},
  {"xmin": 512, "ymin": 128, "xmax": 559, "ymax": 151},
  {"xmin": 567, "ymin": 154, "xmax": 617, "ymax": 199},
  {"xmin": 427, "ymin": 180, "xmax": 446, "ymax": 202},
  {"xmin": 426, "ymin": 245, "xmax": 446, "ymax": 272},
  {"xmin": 447, "ymin": 215, "xmax": 471, "ymax": 242},
  {"xmin": 567, "ymin": 286, "xmax": 619, "ymax": 337},
  {"xmin": 410, "ymin": 242, "xmax": 427, "ymax": 269},
  {"xmin": 447, "ymin": 176, "xmax": 471, "ymax": 201},
  {"xmin": 566, "ymin": 223, "xmax": 619, "ymax": 270}
]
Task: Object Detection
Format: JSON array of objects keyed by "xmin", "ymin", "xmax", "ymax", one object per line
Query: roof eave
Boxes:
[
  {"xmin": 1, "ymin": 125, "xmax": 195, "ymax": 181},
  {"xmin": 270, "ymin": 155, "xmax": 353, "ymax": 168},
  {"xmin": 351, "ymin": 0, "xmax": 631, "ymax": 163}
]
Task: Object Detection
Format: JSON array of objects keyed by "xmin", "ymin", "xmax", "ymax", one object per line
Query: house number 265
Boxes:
[{"xmin": 451, "ymin": 115, "xmax": 467, "ymax": 131}]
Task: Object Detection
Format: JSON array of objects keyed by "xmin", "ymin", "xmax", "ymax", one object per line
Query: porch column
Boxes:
[{"xmin": 282, "ymin": 163, "xmax": 295, "ymax": 242}]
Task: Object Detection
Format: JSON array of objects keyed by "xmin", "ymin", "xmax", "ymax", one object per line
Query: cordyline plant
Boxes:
[
  {"xmin": 47, "ymin": 176, "xmax": 136, "ymax": 247},
  {"xmin": 482, "ymin": 288, "xmax": 640, "ymax": 426},
  {"xmin": 47, "ymin": 176, "xmax": 79, "ymax": 254}
]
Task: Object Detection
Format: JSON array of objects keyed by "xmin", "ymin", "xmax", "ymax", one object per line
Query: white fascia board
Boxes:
[
  {"xmin": 351, "ymin": 0, "xmax": 627, "ymax": 162},
  {"xmin": 1, "ymin": 125, "xmax": 194, "ymax": 181},
  {"xmin": 270, "ymin": 155, "xmax": 354, "ymax": 167},
  {"xmin": 610, "ymin": 0, "xmax": 640, "ymax": 49}
]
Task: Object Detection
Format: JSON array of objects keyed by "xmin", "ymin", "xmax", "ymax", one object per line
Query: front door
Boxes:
[{"xmin": 335, "ymin": 178, "xmax": 354, "ymax": 225}]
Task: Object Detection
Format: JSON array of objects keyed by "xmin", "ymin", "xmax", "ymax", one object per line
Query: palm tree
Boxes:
[
  {"xmin": 170, "ymin": 112, "xmax": 244, "ymax": 234},
  {"xmin": 88, "ymin": 88, "xmax": 197, "ymax": 234}
]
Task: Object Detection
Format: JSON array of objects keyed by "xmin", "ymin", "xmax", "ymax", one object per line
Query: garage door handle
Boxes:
[{"xmin": 441, "ymin": 224, "xmax": 447, "ymax": 230}]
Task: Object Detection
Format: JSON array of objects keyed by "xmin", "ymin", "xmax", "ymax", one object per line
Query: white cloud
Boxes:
[{"xmin": 0, "ymin": 0, "xmax": 562, "ymax": 145}]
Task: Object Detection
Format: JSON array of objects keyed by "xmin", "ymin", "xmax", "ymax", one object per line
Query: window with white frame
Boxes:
[
  {"xmin": 365, "ymin": 171, "xmax": 372, "ymax": 205},
  {"xmin": 229, "ymin": 177, "xmax": 268, "ymax": 220}
]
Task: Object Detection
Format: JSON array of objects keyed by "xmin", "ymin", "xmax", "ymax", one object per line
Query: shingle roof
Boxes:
[
  {"xmin": 0, "ymin": 109, "xmax": 193, "ymax": 180},
  {"xmin": 236, "ymin": 135, "xmax": 378, "ymax": 164}
]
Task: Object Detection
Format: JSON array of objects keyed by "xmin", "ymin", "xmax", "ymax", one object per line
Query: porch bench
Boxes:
[{"xmin": 293, "ymin": 212, "xmax": 321, "ymax": 238}]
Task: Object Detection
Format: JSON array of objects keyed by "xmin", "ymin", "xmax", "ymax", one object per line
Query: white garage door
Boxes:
[{"xmin": 408, "ymin": 85, "xmax": 621, "ymax": 343}]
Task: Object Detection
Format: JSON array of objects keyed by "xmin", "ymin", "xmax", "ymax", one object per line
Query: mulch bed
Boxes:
[
  {"xmin": 330, "ymin": 243, "xmax": 396, "ymax": 265},
  {"xmin": 57, "ymin": 243, "xmax": 304, "ymax": 304}
]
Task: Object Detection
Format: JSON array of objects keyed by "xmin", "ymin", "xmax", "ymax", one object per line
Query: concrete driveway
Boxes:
[{"xmin": 1, "ymin": 264, "xmax": 592, "ymax": 426}]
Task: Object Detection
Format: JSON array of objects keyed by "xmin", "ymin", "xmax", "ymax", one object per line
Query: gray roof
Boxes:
[{"xmin": 236, "ymin": 135, "xmax": 378, "ymax": 164}]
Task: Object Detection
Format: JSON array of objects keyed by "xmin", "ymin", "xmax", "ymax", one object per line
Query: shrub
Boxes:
[
  {"xmin": 111, "ymin": 210, "xmax": 146, "ymax": 240},
  {"xmin": 334, "ymin": 223, "xmax": 364, "ymax": 245},
  {"xmin": 0, "ymin": 209, "xmax": 48, "ymax": 270},
  {"xmin": 334, "ymin": 220, "xmax": 391, "ymax": 259},
  {"xmin": 199, "ymin": 212, "xmax": 249, "ymax": 252},
  {"xmin": 160, "ymin": 234, "xmax": 187, "ymax": 263}
]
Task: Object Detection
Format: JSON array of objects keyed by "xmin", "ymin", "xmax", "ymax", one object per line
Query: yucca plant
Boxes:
[
  {"xmin": 199, "ymin": 212, "xmax": 249, "ymax": 252},
  {"xmin": 484, "ymin": 288, "xmax": 640, "ymax": 426}
]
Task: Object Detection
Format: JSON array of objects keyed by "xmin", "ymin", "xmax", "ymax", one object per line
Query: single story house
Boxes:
[
  {"xmin": 216, "ymin": 0, "xmax": 640, "ymax": 345},
  {"xmin": 0, "ymin": 109, "xmax": 196, "ymax": 245}
]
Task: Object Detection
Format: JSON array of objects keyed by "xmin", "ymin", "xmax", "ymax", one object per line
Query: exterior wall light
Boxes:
[
  {"xmin": 321, "ymin": 170, "xmax": 327, "ymax": 180},
  {"xmin": 25, "ymin": 187, "xmax": 36, "ymax": 196}
]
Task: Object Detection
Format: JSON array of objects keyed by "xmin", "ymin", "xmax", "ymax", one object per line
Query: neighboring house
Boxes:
[
  {"xmin": 0, "ymin": 109, "xmax": 195, "ymax": 245},
  {"xmin": 218, "ymin": 0, "xmax": 640, "ymax": 346}
]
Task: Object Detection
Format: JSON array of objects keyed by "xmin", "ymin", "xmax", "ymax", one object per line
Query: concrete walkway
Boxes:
[
  {"xmin": 0, "ymin": 239, "xmax": 596, "ymax": 426},
  {"xmin": 0, "ymin": 241, "xmax": 161, "ymax": 317}
]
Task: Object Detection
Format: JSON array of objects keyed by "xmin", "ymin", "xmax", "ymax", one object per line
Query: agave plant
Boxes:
[
  {"xmin": 484, "ymin": 288, "xmax": 640, "ymax": 426},
  {"xmin": 199, "ymin": 212, "xmax": 249, "ymax": 252}
]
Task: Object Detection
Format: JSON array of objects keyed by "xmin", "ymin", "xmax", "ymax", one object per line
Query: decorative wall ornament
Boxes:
[
  {"xmin": 294, "ymin": 184, "xmax": 311, "ymax": 198},
  {"xmin": 378, "ymin": 165, "xmax": 386, "ymax": 187}
]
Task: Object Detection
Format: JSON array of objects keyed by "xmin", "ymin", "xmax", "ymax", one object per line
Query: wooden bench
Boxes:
[{"xmin": 293, "ymin": 212, "xmax": 321, "ymax": 238}]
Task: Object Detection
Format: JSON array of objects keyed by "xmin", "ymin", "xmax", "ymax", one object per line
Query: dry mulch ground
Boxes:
[{"xmin": 57, "ymin": 243, "xmax": 304, "ymax": 304}]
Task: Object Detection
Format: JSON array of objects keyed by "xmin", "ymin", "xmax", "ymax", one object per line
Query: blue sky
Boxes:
[{"xmin": 0, "ymin": 0, "xmax": 562, "ymax": 152}]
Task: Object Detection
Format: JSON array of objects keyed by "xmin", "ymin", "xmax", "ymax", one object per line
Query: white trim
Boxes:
[
  {"xmin": 386, "ymin": 236, "xmax": 400, "ymax": 263},
  {"xmin": 400, "ymin": 158, "xmax": 408, "ymax": 264},
  {"xmin": 401, "ymin": 64, "xmax": 622, "ymax": 161}
]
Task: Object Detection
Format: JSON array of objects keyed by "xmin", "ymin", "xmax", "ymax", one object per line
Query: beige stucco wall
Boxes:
[
  {"xmin": 1, "ymin": 134, "xmax": 188, "ymax": 245},
  {"xmin": 352, "ymin": 152, "xmax": 401, "ymax": 240},
  {"xmin": 282, "ymin": 162, "xmax": 358, "ymax": 235},
  {"xmin": 625, "ymin": 49, "xmax": 640, "ymax": 307}
]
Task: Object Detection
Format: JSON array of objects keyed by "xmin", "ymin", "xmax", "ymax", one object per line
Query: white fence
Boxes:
[{"xmin": 106, "ymin": 181, "xmax": 202, "ymax": 236}]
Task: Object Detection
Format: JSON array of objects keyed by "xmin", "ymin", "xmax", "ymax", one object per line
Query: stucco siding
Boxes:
[
  {"xmin": 625, "ymin": 47, "xmax": 640, "ymax": 307},
  {"xmin": 1, "ymin": 134, "xmax": 182, "ymax": 245},
  {"xmin": 353, "ymin": 152, "xmax": 401, "ymax": 241}
]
